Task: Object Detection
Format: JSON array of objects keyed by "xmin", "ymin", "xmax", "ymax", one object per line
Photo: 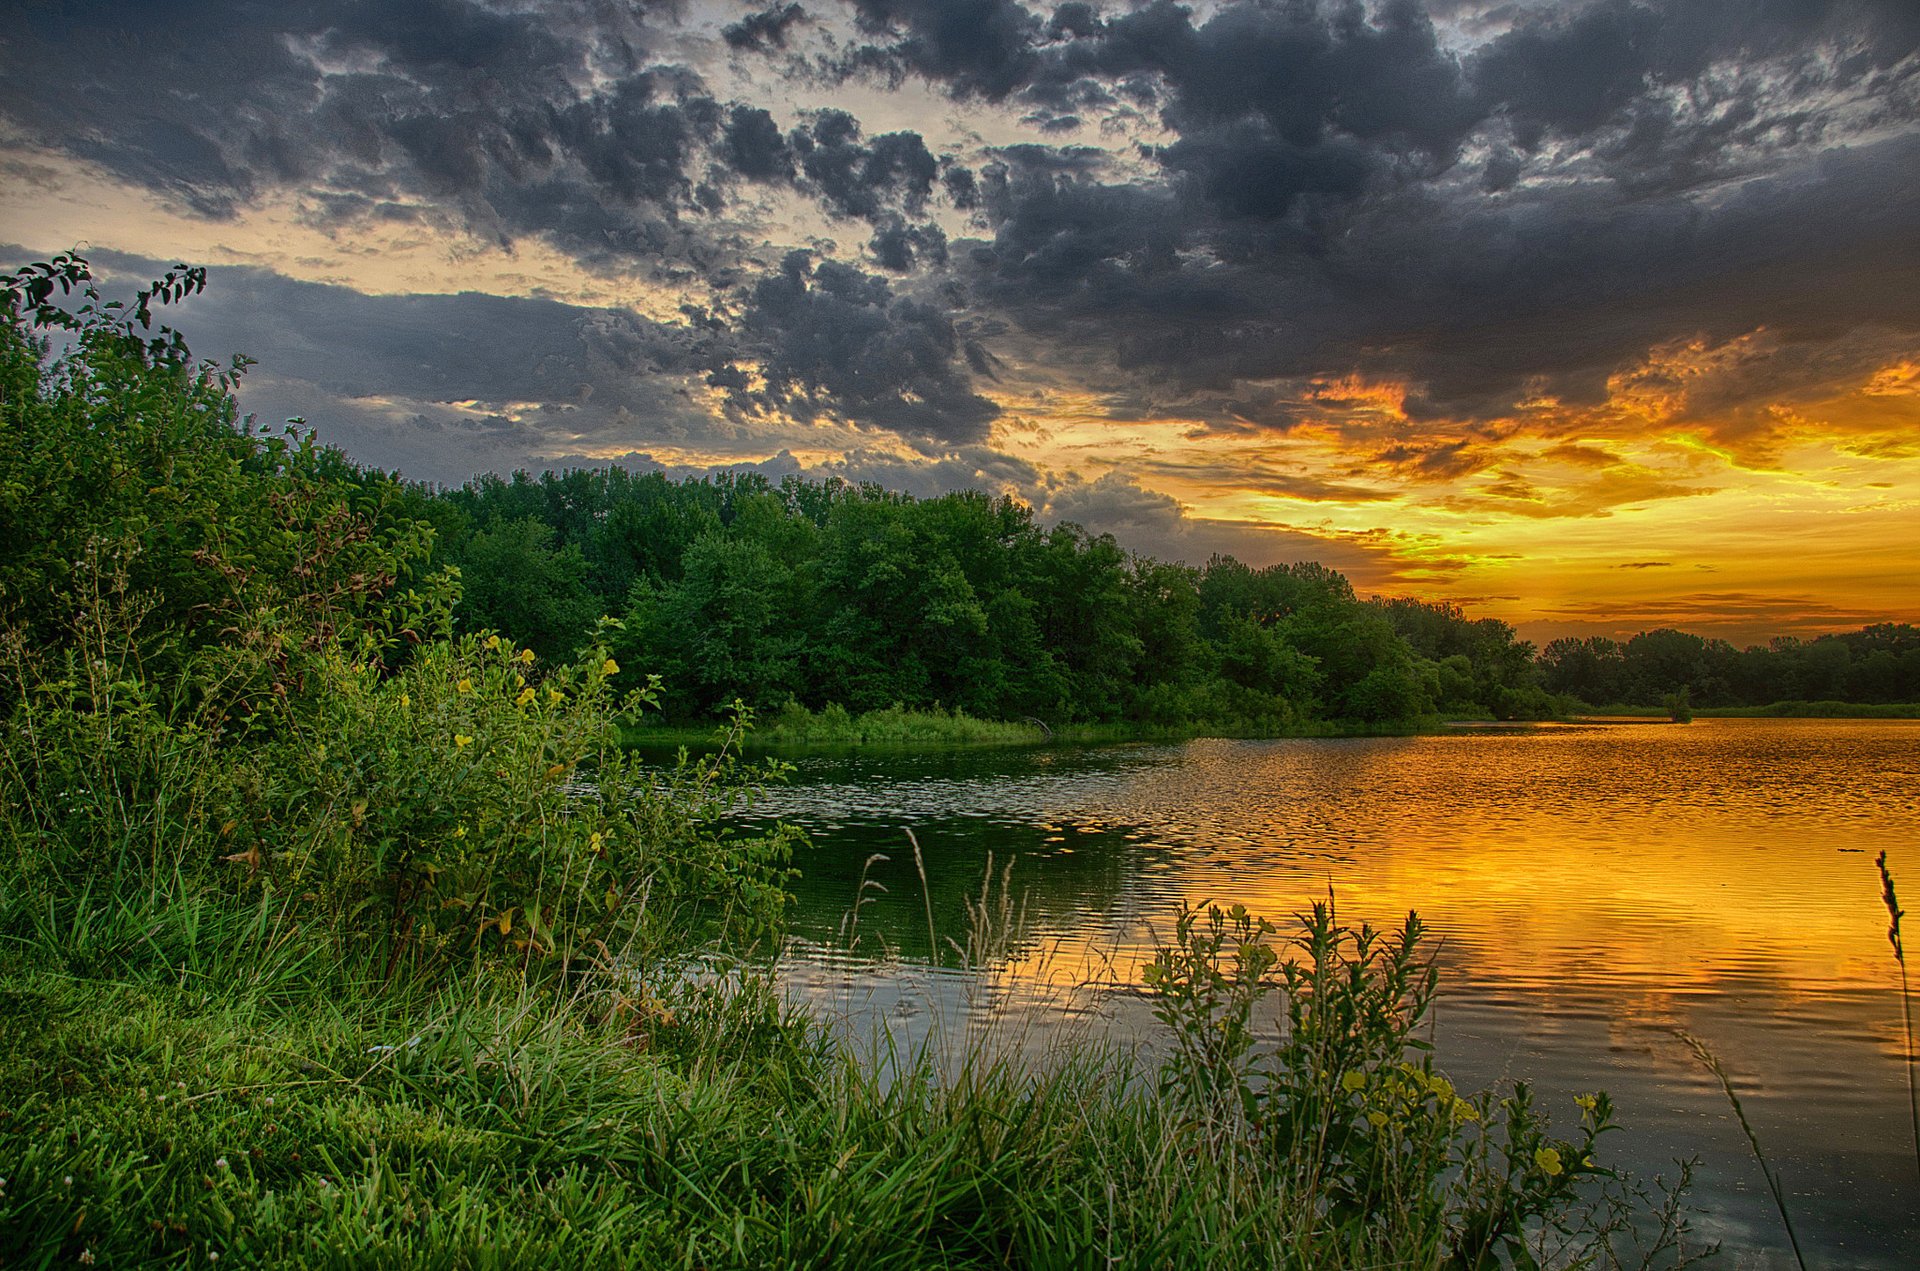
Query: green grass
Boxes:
[
  {"xmin": 0, "ymin": 883, "xmax": 1701, "ymax": 1270},
  {"xmin": 623, "ymin": 703, "xmax": 1049, "ymax": 750},
  {"xmin": 623, "ymin": 705, "xmax": 1451, "ymax": 753}
]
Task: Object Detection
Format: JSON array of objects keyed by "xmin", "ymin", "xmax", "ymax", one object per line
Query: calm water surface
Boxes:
[{"xmin": 733, "ymin": 719, "xmax": 1920, "ymax": 1267}]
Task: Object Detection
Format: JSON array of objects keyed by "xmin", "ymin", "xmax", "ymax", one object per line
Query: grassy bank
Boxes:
[
  {"xmin": 2, "ymin": 883, "xmax": 1696, "ymax": 1270},
  {"xmin": 621, "ymin": 703, "xmax": 1453, "ymax": 752}
]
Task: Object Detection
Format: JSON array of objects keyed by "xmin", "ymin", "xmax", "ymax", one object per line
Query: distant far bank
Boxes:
[
  {"xmin": 1577, "ymin": 700, "xmax": 1920, "ymax": 720},
  {"xmin": 622, "ymin": 698, "xmax": 1920, "ymax": 753}
]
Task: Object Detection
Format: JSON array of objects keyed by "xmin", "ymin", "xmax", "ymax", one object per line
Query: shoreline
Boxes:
[{"xmin": 624, "ymin": 700, "xmax": 1920, "ymax": 754}]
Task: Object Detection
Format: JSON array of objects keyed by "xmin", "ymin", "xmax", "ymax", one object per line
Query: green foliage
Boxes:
[
  {"xmin": 0, "ymin": 254, "xmax": 796, "ymax": 984},
  {"xmin": 451, "ymin": 517, "xmax": 600, "ymax": 662},
  {"xmin": 1145, "ymin": 900, "xmax": 1651, "ymax": 1268},
  {"xmin": 430, "ymin": 467, "xmax": 1545, "ymax": 735},
  {"xmin": 1541, "ymin": 625, "xmax": 1920, "ymax": 711}
]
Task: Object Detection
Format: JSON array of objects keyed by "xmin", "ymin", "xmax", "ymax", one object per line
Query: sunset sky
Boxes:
[{"xmin": 3, "ymin": 0, "xmax": 1916, "ymax": 643}]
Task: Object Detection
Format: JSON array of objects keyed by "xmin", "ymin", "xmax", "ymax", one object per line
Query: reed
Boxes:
[
  {"xmin": 1674, "ymin": 1030, "xmax": 1807, "ymax": 1271},
  {"xmin": 1877, "ymin": 850, "xmax": 1920, "ymax": 1184}
]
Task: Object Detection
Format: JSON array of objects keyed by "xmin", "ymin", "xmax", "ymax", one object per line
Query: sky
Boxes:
[{"xmin": 2, "ymin": 0, "xmax": 1917, "ymax": 645}]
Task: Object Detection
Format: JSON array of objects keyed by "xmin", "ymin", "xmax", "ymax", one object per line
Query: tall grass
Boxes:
[
  {"xmin": 1878, "ymin": 852, "xmax": 1920, "ymax": 1183},
  {"xmin": 1, "ymin": 869, "xmax": 1715, "ymax": 1269}
]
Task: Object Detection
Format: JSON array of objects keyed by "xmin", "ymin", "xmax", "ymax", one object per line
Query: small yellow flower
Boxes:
[
  {"xmin": 456, "ymin": 677, "xmax": 473, "ymax": 694},
  {"xmin": 547, "ymin": 687, "xmax": 563, "ymax": 703},
  {"xmin": 589, "ymin": 832, "xmax": 604, "ymax": 853},
  {"xmin": 1367, "ymin": 1110, "xmax": 1389, "ymax": 1129},
  {"xmin": 484, "ymin": 635, "xmax": 501, "ymax": 650},
  {"xmin": 601, "ymin": 657, "xmax": 620, "ymax": 676},
  {"xmin": 1534, "ymin": 1147, "xmax": 1563, "ymax": 1176},
  {"xmin": 1341, "ymin": 1070, "xmax": 1367, "ymax": 1093},
  {"xmin": 519, "ymin": 648, "xmax": 536, "ymax": 664},
  {"xmin": 454, "ymin": 826, "xmax": 468, "ymax": 839},
  {"xmin": 454, "ymin": 733, "xmax": 474, "ymax": 749},
  {"xmin": 398, "ymin": 693, "xmax": 410, "ymax": 708},
  {"xmin": 1453, "ymin": 1100, "xmax": 1480, "ymax": 1123},
  {"xmin": 515, "ymin": 687, "xmax": 536, "ymax": 707},
  {"xmin": 1574, "ymin": 1094, "xmax": 1597, "ymax": 1112}
]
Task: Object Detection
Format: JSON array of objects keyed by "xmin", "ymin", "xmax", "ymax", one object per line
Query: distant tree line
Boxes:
[
  {"xmin": 1538, "ymin": 625, "xmax": 1920, "ymax": 708},
  {"xmin": 408, "ymin": 468, "xmax": 1917, "ymax": 725},
  {"xmin": 407, "ymin": 468, "xmax": 1563, "ymax": 728}
]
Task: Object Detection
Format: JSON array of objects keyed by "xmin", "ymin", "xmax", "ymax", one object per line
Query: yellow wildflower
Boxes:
[
  {"xmin": 519, "ymin": 648, "xmax": 536, "ymax": 664},
  {"xmin": 1534, "ymin": 1147, "xmax": 1563, "ymax": 1176},
  {"xmin": 1367, "ymin": 1110, "xmax": 1389, "ymax": 1129},
  {"xmin": 454, "ymin": 733, "xmax": 473, "ymax": 749},
  {"xmin": 602, "ymin": 657, "xmax": 620, "ymax": 676},
  {"xmin": 484, "ymin": 635, "xmax": 500, "ymax": 650},
  {"xmin": 454, "ymin": 826, "xmax": 467, "ymax": 839},
  {"xmin": 398, "ymin": 693, "xmax": 410, "ymax": 708},
  {"xmin": 1341, "ymin": 1070, "xmax": 1367, "ymax": 1093},
  {"xmin": 548, "ymin": 687, "xmax": 563, "ymax": 703},
  {"xmin": 1574, "ymin": 1094, "xmax": 1597, "ymax": 1112},
  {"xmin": 515, "ymin": 687, "xmax": 536, "ymax": 707},
  {"xmin": 456, "ymin": 677, "xmax": 473, "ymax": 694}
]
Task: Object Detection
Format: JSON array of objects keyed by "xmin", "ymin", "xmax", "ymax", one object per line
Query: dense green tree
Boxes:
[{"xmin": 453, "ymin": 517, "xmax": 600, "ymax": 661}]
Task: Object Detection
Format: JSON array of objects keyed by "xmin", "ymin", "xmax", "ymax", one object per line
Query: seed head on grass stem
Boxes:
[
  {"xmin": 1674, "ymin": 1029, "xmax": 1807, "ymax": 1271},
  {"xmin": 1876, "ymin": 850, "xmax": 1919, "ymax": 1186}
]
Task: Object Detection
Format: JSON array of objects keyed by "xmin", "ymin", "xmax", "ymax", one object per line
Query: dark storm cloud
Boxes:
[
  {"xmin": 0, "ymin": 0, "xmax": 966, "ymax": 261},
  {"xmin": 868, "ymin": 216, "xmax": 949, "ymax": 271},
  {"xmin": 962, "ymin": 54, "xmax": 1912, "ymax": 428},
  {"xmin": 797, "ymin": 0, "xmax": 1920, "ymax": 426},
  {"xmin": 788, "ymin": 110, "xmax": 940, "ymax": 219},
  {"xmin": 7, "ymin": 0, "xmax": 1918, "ymax": 472},
  {"xmin": 840, "ymin": 0, "xmax": 1047, "ymax": 100},
  {"xmin": 724, "ymin": 251, "xmax": 1000, "ymax": 444},
  {"xmin": 724, "ymin": 3, "xmax": 811, "ymax": 51},
  {"xmin": 12, "ymin": 247, "xmax": 999, "ymax": 484},
  {"xmin": 0, "ymin": 0, "xmax": 1010, "ymax": 453}
]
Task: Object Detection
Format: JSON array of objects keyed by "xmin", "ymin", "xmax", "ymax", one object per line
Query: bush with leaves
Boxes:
[
  {"xmin": 1146, "ymin": 899, "xmax": 1624, "ymax": 1267},
  {"xmin": 0, "ymin": 252, "xmax": 798, "ymax": 987},
  {"xmin": 244, "ymin": 634, "xmax": 799, "ymax": 979}
]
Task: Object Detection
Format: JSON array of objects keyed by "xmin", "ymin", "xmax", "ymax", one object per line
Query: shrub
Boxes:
[{"xmin": 1146, "ymin": 899, "xmax": 1621, "ymax": 1266}]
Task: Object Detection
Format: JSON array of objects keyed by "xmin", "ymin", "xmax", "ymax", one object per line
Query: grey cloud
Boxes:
[
  {"xmin": 840, "ymin": 0, "xmax": 1046, "ymax": 101},
  {"xmin": 725, "ymin": 251, "xmax": 1000, "ymax": 444},
  {"xmin": 868, "ymin": 216, "xmax": 949, "ymax": 271},
  {"xmin": 724, "ymin": 3, "xmax": 811, "ymax": 51},
  {"xmin": 960, "ymin": 126, "xmax": 1920, "ymax": 427},
  {"xmin": 790, "ymin": 110, "xmax": 940, "ymax": 220}
]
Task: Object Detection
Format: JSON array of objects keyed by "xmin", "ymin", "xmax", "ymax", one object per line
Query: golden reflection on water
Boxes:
[
  {"xmin": 766, "ymin": 719, "xmax": 1920, "ymax": 1265},
  {"xmin": 925, "ymin": 721, "xmax": 1916, "ymax": 1013}
]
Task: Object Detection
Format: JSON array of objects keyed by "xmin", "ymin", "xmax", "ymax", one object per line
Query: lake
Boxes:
[{"xmin": 732, "ymin": 719, "xmax": 1920, "ymax": 1267}]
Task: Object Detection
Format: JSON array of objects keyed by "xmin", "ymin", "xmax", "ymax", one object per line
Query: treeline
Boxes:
[
  {"xmin": 1540, "ymin": 625, "xmax": 1920, "ymax": 708},
  {"xmin": 413, "ymin": 468, "xmax": 1560, "ymax": 728}
]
